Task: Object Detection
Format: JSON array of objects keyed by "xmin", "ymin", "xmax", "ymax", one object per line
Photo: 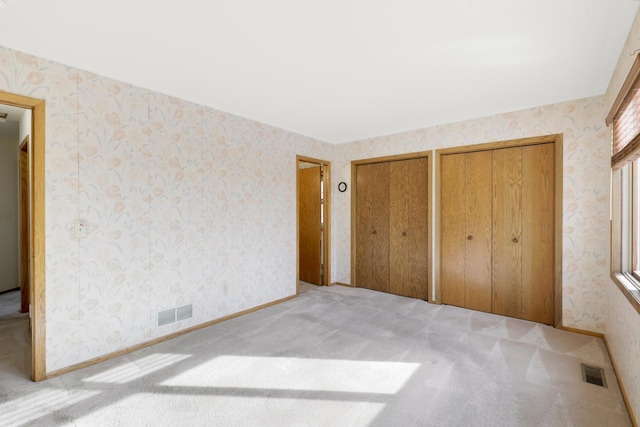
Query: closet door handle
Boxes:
[
  {"xmin": 512, "ymin": 237, "xmax": 519, "ymax": 243},
  {"xmin": 467, "ymin": 235, "xmax": 473, "ymax": 240},
  {"xmin": 402, "ymin": 231, "xmax": 407, "ymax": 236},
  {"xmin": 372, "ymin": 230, "xmax": 377, "ymax": 235}
]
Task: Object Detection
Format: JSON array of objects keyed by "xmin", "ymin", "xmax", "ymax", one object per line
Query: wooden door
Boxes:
[
  {"xmin": 19, "ymin": 138, "xmax": 29, "ymax": 314},
  {"xmin": 492, "ymin": 144, "xmax": 554, "ymax": 324},
  {"xmin": 355, "ymin": 162, "xmax": 390, "ymax": 293},
  {"xmin": 463, "ymin": 151, "xmax": 493, "ymax": 312},
  {"xmin": 492, "ymin": 147, "xmax": 523, "ymax": 319},
  {"xmin": 389, "ymin": 158, "xmax": 429, "ymax": 299},
  {"xmin": 441, "ymin": 153, "xmax": 466, "ymax": 307},
  {"xmin": 441, "ymin": 151, "xmax": 492, "ymax": 312},
  {"xmin": 299, "ymin": 166, "xmax": 322, "ymax": 285},
  {"xmin": 522, "ymin": 144, "xmax": 554, "ymax": 324}
]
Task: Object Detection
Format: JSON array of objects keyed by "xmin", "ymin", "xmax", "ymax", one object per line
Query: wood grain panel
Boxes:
[
  {"xmin": 522, "ymin": 143, "xmax": 555, "ymax": 325},
  {"xmin": 492, "ymin": 147, "xmax": 523, "ymax": 318},
  {"xmin": 464, "ymin": 151, "xmax": 493, "ymax": 312},
  {"xmin": 390, "ymin": 158, "xmax": 429, "ymax": 300},
  {"xmin": 298, "ymin": 166, "xmax": 322, "ymax": 285},
  {"xmin": 441, "ymin": 153, "xmax": 466, "ymax": 307},
  {"xmin": 355, "ymin": 162, "xmax": 390, "ymax": 293}
]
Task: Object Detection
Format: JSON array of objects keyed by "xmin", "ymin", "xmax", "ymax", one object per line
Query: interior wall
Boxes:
[
  {"xmin": 0, "ymin": 46, "xmax": 333, "ymax": 372},
  {"xmin": 333, "ymin": 95, "xmax": 610, "ymax": 335},
  {"xmin": 19, "ymin": 109, "xmax": 31, "ymax": 143},
  {"xmin": 0, "ymin": 121, "xmax": 19, "ymax": 294},
  {"xmin": 603, "ymin": 7, "xmax": 640, "ymax": 421}
]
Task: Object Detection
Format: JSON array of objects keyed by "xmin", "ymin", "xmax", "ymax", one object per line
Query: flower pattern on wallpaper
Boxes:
[
  {"xmin": 0, "ymin": 45, "xmax": 332, "ymax": 372},
  {"xmin": 603, "ymin": 7, "xmax": 640, "ymax": 420},
  {"xmin": 332, "ymin": 96, "xmax": 611, "ymax": 334},
  {"xmin": 0, "ymin": 37, "xmax": 636, "ymax": 421}
]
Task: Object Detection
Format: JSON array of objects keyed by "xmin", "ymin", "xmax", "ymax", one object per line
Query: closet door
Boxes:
[
  {"xmin": 492, "ymin": 144, "xmax": 554, "ymax": 325},
  {"xmin": 492, "ymin": 147, "xmax": 523, "ymax": 318},
  {"xmin": 355, "ymin": 162, "xmax": 390, "ymax": 293},
  {"xmin": 522, "ymin": 144, "xmax": 554, "ymax": 324},
  {"xmin": 389, "ymin": 158, "xmax": 429, "ymax": 300},
  {"xmin": 441, "ymin": 151, "xmax": 492, "ymax": 312},
  {"xmin": 441, "ymin": 154, "xmax": 466, "ymax": 307}
]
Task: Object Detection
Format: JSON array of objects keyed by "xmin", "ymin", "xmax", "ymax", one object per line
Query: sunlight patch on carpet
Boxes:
[
  {"xmin": 83, "ymin": 353, "xmax": 192, "ymax": 384},
  {"xmin": 161, "ymin": 356, "xmax": 420, "ymax": 394},
  {"xmin": 0, "ymin": 388, "xmax": 101, "ymax": 426}
]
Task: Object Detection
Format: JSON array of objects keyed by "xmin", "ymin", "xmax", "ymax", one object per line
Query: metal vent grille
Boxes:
[
  {"xmin": 581, "ymin": 363, "xmax": 607, "ymax": 388},
  {"xmin": 157, "ymin": 308, "xmax": 176, "ymax": 327},
  {"xmin": 176, "ymin": 304, "xmax": 193, "ymax": 321}
]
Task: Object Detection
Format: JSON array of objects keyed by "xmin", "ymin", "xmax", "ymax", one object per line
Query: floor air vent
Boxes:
[{"xmin": 581, "ymin": 363, "xmax": 607, "ymax": 388}]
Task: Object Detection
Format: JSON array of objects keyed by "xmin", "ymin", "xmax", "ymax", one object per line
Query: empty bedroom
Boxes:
[{"xmin": 0, "ymin": 1, "xmax": 639, "ymax": 426}]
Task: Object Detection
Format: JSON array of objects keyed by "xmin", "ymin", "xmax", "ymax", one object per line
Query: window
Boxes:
[{"xmin": 609, "ymin": 54, "xmax": 640, "ymax": 310}]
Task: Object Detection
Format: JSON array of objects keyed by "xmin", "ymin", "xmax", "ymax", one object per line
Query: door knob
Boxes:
[
  {"xmin": 467, "ymin": 235, "xmax": 473, "ymax": 240},
  {"xmin": 372, "ymin": 230, "xmax": 377, "ymax": 234},
  {"xmin": 402, "ymin": 231, "xmax": 407, "ymax": 236}
]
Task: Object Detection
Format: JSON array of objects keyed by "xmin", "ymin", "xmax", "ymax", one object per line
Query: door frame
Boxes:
[
  {"xmin": 296, "ymin": 155, "xmax": 331, "ymax": 293},
  {"xmin": 1, "ymin": 91, "xmax": 46, "ymax": 381},
  {"xmin": 435, "ymin": 134, "xmax": 563, "ymax": 327},
  {"xmin": 350, "ymin": 151, "xmax": 432, "ymax": 300}
]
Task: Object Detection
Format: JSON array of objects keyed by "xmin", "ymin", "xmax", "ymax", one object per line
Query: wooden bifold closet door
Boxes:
[
  {"xmin": 441, "ymin": 143, "xmax": 555, "ymax": 325},
  {"xmin": 441, "ymin": 150, "xmax": 493, "ymax": 312},
  {"xmin": 355, "ymin": 157, "xmax": 429, "ymax": 300}
]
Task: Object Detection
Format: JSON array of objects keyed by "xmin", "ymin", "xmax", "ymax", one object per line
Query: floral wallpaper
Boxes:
[
  {"xmin": 1, "ymin": 18, "xmax": 638, "ymax": 419},
  {"xmin": 0, "ymin": 46, "xmax": 333, "ymax": 372},
  {"xmin": 603, "ymin": 7, "xmax": 640, "ymax": 422},
  {"xmin": 332, "ymin": 96, "xmax": 611, "ymax": 334}
]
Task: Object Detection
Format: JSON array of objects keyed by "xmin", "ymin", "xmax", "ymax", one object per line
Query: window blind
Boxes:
[{"xmin": 608, "ymin": 54, "xmax": 640, "ymax": 168}]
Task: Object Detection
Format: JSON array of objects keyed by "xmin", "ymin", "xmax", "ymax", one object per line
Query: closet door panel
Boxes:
[
  {"xmin": 492, "ymin": 147, "xmax": 523, "ymax": 318},
  {"xmin": 522, "ymin": 144, "xmax": 555, "ymax": 325},
  {"xmin": 355, "ymin": 163, "xmax": 390, "ymax": 293},
  {"xmin": 390, "ymin": 158, "xmax": 429, "ymax": 300},
  {"xmin": 441, "ymin": 154, "xmax": 466, "ymax": 307},
  {"xmin": 464, "ymin": 151, "xmax": 493, "ymax": 312}
]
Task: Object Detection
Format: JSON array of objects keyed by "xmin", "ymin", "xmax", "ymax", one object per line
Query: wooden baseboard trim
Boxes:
[
  {"xmin": 603, "ymin": 336, "xmax": 638, "ymax": 427},
  {"xmin": 331, "ymin": 282, "xmax": 354, "ymax": 288},
  {"xmin": 560, "ymin": 326, "xmax": 604, "ymax": 338},
  {"xmin": 46, "ymin": 294, "xmax": 297, "ymax": 380}
]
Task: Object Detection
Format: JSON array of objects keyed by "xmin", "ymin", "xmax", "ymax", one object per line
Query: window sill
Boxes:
[{"xmin": 611, "ymin": 272, "xmax": 640, "ymax": 316}]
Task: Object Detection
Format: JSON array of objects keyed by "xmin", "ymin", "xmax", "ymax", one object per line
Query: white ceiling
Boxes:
[{"xmin": 0, "ymin": 1, "xmax": 638, "ymax": 143}]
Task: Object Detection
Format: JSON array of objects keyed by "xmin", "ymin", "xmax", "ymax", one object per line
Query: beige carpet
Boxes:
[
  {"xmin": 0, "ymin": 289, "xmax": 23, "ymax": 318},
  {"xmin": 0, "ymin": 283, "xmax": 632, "ymax": 426}
]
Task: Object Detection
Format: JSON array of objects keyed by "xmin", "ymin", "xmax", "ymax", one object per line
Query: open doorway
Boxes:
[
  {"xmin": 296, "ymin": 156, "xmax": 331, "ymax": 292},
  {"xmin": 0, "ymin": 103, "xmax": 31, "ymax": 381},
  {"xmin": 0, "ymin": 91, "xmax": 46, "ymax": 382}
]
